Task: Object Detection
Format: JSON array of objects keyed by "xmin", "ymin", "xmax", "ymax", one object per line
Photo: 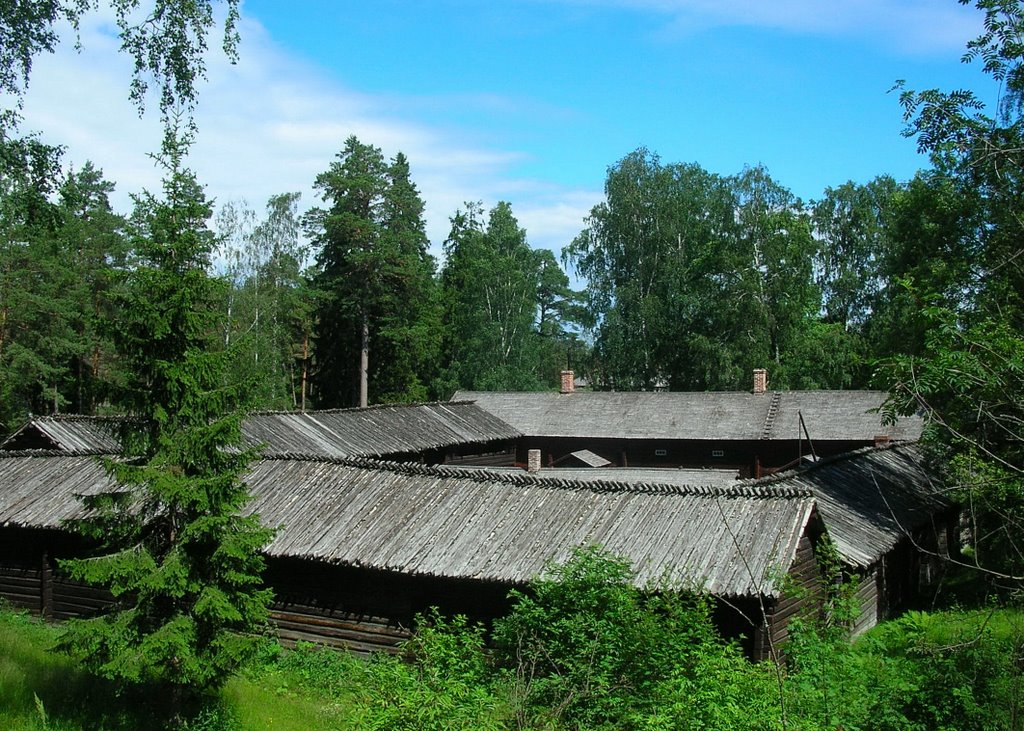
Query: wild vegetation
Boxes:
[{"xmin": 1, "ymin": 547, "xmax": 1022, "ymax": 730}]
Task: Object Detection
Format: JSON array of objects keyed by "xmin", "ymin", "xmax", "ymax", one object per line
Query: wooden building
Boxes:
[
  {"xmin": 0, "ymin": 449, "xmax": 828, "ymax": 659},
  {"xmin": 0, "ymin": 442, "xmax": 953, "ymax": 658},
  {"xmin": 2, "ymin": 401, "xmax": 521, "ymax": 465},
  {"xmin": 755, "ymin": 444, "xmax": 955, "ymax": 635},
  {"xmin": 454, "ymin": 371, "xmax": 923, "ymax": 477}
]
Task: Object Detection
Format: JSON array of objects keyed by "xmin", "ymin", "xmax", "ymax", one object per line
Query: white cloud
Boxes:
[
  {"xmin": 550, "ymin": 0, "xmax": 981, "ymax": 53},
  {"xmin": 15, "ymin": 9, "xmax": 595, "ymax": 261}
]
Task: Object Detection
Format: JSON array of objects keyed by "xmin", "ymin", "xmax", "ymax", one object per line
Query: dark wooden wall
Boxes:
[
  {"xmin": 753, "ymin": 532, "xmax": 826, "ymax": 660},
  {"xmin": 516, "ymin": 437, "xmax": 872, "ymax": 476}
]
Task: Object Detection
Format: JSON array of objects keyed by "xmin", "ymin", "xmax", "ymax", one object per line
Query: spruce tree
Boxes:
[{"xmin": 59, "ymin": 128, "xmax": 273, "ymax": 701}]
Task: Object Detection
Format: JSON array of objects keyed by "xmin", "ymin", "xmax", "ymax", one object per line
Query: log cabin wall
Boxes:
[
  {"xmin": 0, "ymin": 527, "xmax": 112, "ymax": 618},
  {"xmin": 760, "ymin": 532, "xmax": 826, "ymax": 657},
  {"xmin": 517, "ymin": 437, "xmax": 872, "ymax": 476},
  {"xmin": 1, "ymin": 530, "xmax": 806, "ymax": 662}
]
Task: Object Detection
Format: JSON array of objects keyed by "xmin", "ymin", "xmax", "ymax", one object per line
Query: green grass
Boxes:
[{"xmin": 0, "ymin": 610, "xmax": 346, "ymax": 730}]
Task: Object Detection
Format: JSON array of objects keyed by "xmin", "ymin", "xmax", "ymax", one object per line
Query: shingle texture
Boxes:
[
  {"xmin": 453, "ymin": 390, "xmax": 924, "ymax": 442},
  {"xmin": 241, "ymin": 401, "xmax": 520, "ymax": 457},
  {"xmin": 0, "ymin": 452, "xmax": 812, "ymax": 599},
  {"xmin": 255, "ymin": 459, "xmax": 817, "ymax": 597},
  {"xmin": 0, "ymin": 451, "xmax": 113, "ymax": 528},
  {"xmin": 751, "ymin": 444, "xmax": 949, "ymax": 569},
  {"xmin": 0, "ymin": 443, "xmax": 944, "ymax": 598},
  {"xmin": 2, "ymin": 402, "xmax": 521, "ymax": 458},
  {"xmin": 447, "ymin": 466, "xmax": 742, "ymax": 486},
  {"xmin": 1, "ymin": 416, "xmax": 122, "ymax": 453}
]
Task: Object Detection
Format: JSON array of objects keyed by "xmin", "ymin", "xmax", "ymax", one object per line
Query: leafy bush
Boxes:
[
  {"xmin": 273, "ymin": 614, "xmax": 506, "ymax": 730},
  {"xmin": 492, "ymin": 545, "xmax": 780, "ymax": 730},
  {"xmin": 785, "ymin": 607, "xmax": 1024, "ymax": 731}
]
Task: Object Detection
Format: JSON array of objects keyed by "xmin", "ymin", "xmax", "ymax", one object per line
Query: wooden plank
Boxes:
[
  {"xmin": 269, "ymin": 611, "xmax": 409, "ymax": 638},
  {"xmin": 0, "ymin": 575, "xmax": 43, "ymax": 589},
  {"xmin": 274, "ymin": 626, "xmax": 407, "ymax": 655}
]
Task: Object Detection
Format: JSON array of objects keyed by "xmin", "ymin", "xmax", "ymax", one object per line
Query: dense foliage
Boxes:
[
  {"xmin": 880, "ymin": 0, "xmax": 1024, "ymax": 582},
  {"xmin": 3, "ymin": 0, "xmax": 1024, "ymax": 722}
]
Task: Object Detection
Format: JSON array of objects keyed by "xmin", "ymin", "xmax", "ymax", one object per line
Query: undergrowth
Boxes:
[{"xmin": 1, "ymin": 548, "xmax": 1022, "ymax": 730}]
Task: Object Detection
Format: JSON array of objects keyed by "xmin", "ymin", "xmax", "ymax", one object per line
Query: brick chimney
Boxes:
[
  {"xmin": 560, "ymin": 370, "xmax": 575, "ymax": 394},
  {"xmin": 753, "ymin": 368, "xmax": 767, "ymax": 394}
]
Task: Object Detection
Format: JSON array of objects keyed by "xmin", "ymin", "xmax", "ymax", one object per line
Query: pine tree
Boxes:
[
  {"xmin": 59, "ymin": 128, "xmax": 273, "ymax": 702},
  {"xmin": 306, "ymin": 137, "xmax": 437, "ymax": 407}
]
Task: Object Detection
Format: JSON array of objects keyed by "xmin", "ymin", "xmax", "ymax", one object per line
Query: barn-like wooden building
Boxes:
[
  {"xmin": 0, "ymin": 392, "xmax": 950, "ymax": 659},
  {"xmin": 455, "ymin": 370, "xmax": 923, "ymax": 477}
]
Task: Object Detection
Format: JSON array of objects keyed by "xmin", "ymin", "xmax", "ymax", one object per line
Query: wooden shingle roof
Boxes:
[
  {"xmin": 751, "ymin": 444, "xmax": 949, "ymax": 569},
  {"xmin": 0, "ymin": 452, "xmax": 815, "ymax": 600},
  {"xmin": 0, "ymin": 451, "xmax": 112, "ymax": 528},
  {"xmin": 1, "ymin": 402, "xmax": 521, "ymax": 459},
  {"xmin": 1, "ymin": 416, "xmax": 123, "ymax": 453},
  {"xmin": 240, "ymin": 401, "xmax": 520, "ymax": 458},
  {"xmin": 453, "ymin": 390, "xmax": 924, "ymax": 442},
  {"xmin": 247, "ymin": 457, "xmax": 816, "ymax": 597},
  {"xmin": 446, "ymin": 465, "xmax": 742, "ymax": 486}
]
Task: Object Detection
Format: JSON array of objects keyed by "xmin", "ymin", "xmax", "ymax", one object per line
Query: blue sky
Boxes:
[{"xmin": 18, "ymin": 0, "xmax": 991, "ymax": 260}]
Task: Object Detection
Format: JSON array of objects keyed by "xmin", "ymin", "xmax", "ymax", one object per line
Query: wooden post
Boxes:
[
  {"xmin": 359, "ymin": 314, "xmax": 369, "ymax": 409},
  {"xmin": 40, "ymin": 552, "xmax": 53, "ymax": 620}
]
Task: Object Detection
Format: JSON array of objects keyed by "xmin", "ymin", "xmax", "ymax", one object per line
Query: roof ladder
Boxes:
[{"xmin": 760, "ymin": 392, "xmax": 781, "ymax": 440}]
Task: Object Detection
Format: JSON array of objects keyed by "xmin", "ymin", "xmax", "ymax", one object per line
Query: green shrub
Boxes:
[
  {"xmin": 493, "ymin": 545, "xmax": 781, "ymax": 730},
  {"xmin": 785, "ymin": 607, "xmax": 1024, "ymax": 731}
]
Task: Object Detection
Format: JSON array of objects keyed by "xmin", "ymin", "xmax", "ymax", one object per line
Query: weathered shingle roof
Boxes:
[
  {"xmin": 1, "ymin": 402, "xmax": 521, "ymax": 459},
  {"xmin": 453, "ymin": 390, "xmax": 923, "ymax": 442},
  {"xmin": 248, "ymin": 458, "xmax": 816, "ymax": 598},
  {"xmin": 0, "ymin": 452, "xmax": 814, "ymax": 599},
  {"xmin": 241, "ymin": 401, "xmax": 520, "ymax": 458},
  {"xmin": 446, "ymin": 465, "xmax": 742, "ymax": 486},
  {"xmin": 1, "ymin": 416, "xmax": 123, "ymax": 453},
  {"xmin": 751, "ymin": 444, "xmax": 949, "ymax": 569},
  {"xmin": 0, "ymin": 451, "xmax": 113, "ymax": 528}
]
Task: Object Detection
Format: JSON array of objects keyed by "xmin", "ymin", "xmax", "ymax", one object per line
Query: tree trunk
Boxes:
[
  {"xmin": 359, "ymin": 313, "xmax": 369, "ymax": 408},
  {"xmin": 300, "ymin": 332, "xmax": 308, "ymax": 412}
]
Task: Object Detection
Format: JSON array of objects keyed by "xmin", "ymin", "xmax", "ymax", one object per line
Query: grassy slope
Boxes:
[{"xmin": 0, "ymin": 610, "xmax": 337, "ymax": 730}]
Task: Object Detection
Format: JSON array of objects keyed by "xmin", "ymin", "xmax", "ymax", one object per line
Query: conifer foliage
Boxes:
[
  {"xmin": 59, "ymin": 128, "xmax": 273, "ymax": 698},
  {"xmin": 305, "ymin": 136, "xmax": 438, "ymax": 407}
]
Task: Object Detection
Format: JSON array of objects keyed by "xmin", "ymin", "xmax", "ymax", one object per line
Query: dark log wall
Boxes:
[
  {"xmin": 0, "ymin": 563, "xmax": 42, "ymax": 613},
  {"xmin": 6, "ymin": 524, "xmax": 947, "ymax": 661},
  {"xmin": 398, "ymin": 440, "xmax": 517, "ymax": 467},
  {"xmin": 757, "ymin": 532, "xmax": 826, "ymax": 659},
  {"xmin": 443, "ymin": 448, "xmax": 517, "ymax": 467},
  {"xmin": 518, "ymin": 437, "xmax": 873, "ymax": 476},
  {"xmin": 0, "ymin": 528, "xmax": 110, "ymax": 619}
]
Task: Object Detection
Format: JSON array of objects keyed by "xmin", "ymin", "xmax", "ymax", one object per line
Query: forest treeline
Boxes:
[{"xmin": 0, "ymin": 132, "xmax": 988, "ymax": 427}]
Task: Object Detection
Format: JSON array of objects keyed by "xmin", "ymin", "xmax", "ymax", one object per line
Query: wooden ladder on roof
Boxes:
[{"xmin": 760, "ymin": 391, "xmax": 781, "ymax": 440}]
